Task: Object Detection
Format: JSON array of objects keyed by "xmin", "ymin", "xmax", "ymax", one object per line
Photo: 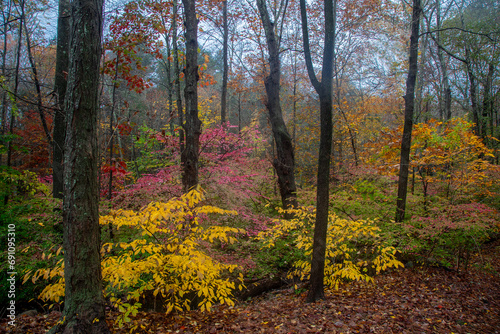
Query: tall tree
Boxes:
[
  {"xmin": 256, "ymin": 0, "xmax": 298, "ymax": 211},
  {"xmin": 53, "ymin": 0, "xmax": 70, "ymax": 199},
  {"xmin": 173, "ymin": 0, "xmax": 185, "ymax": 162},
  {"xmin": 0, "ymin": 0, "xmax": 13, "ymax": 166},
  {"xmin": 23, "ymin": 18, "xmax": 52, "ymax": 146},
  {"xmin": 395, "ymin": 0, "xmax": 422, "ymax": 222},
  {"xmin": 53, "ymin": 0, "xmax": 110, "ymax": 331},
  {"xmin": 300, "ymin": 0, "xmax": 336, "ymax": 302},
  {"xmin": 428, "ymin": 0, "xmax": 499, "ymax": 140},
  {"xmin": 6, "ymin": 0, "xmax": 24, "ymax": 170},
  {"xmin": 220, "ymin": 0, "xmax": 228, "ymax": 125},
  {"xmin": 181, "ymin": 0, "xmax": 202, "ymax": 192},
  {"xmin": 160, "ymin": 13, "xmax": 175, "ymax": 133},
  {"xmin": 434, "ymin": 0, "xmax": 451, "ymax": 120}
]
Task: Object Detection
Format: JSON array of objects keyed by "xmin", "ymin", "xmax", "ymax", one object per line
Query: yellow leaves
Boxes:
[
  {"xmin": 23, "ymin": 189, "xmax": 244, "ymax": 328},
  {"xmin": 202, "ymin": 226, "xmax": 242, "ymax": 244},
  {"xmin": 263, "ymin": 206, "xmax": 404, "ymax": 290}
]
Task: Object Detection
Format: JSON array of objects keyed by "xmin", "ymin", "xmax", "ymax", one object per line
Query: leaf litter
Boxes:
[{"xmin": 2, "ymin": 239, "xmax": 499, "ymax": 333}]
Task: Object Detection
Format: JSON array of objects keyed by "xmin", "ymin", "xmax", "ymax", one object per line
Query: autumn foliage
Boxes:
[
  {"xmin": 2, "ymin": 0, "xmax": 499, "ymax": 331},
  {"xmin": 25, "ymin": 188, "xmax": 245, "ymax": 328}
]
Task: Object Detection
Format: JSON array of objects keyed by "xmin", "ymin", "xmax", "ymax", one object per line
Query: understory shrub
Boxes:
[
  {"xmin": 258, "ymin": 206, "xmax": 403, "ymax": 289},
  {"xmin": 399, "ymin": 203, "xmax": 500, "ymax": 271},
  {"xmin": 24, "ymin": 188, "xmax": 245, "ymax": 328},
  {"xmin": 0, "ymin": 168, "xmax": 49, "ymax": 202}
]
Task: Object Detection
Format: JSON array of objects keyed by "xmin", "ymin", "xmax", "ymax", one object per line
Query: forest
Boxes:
[{"xmin": 0, "ymin": 0, "xmax": 499, "ymax": 332}]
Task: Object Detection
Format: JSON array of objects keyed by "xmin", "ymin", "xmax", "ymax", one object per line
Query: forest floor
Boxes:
[{"xmin": 2, "ymin": 239, "xmax": 500, "ymax": 334}]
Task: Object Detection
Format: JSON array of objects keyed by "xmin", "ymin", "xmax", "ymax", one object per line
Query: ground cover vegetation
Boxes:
[{"xmin": 1, "ymin": 0, "xmax": 499, "ymax": 332}]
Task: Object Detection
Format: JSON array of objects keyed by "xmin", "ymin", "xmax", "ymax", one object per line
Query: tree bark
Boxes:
[
  {"xmin": 300, "ymin": 0, "xmax": 336, "ymax": 302},
  {"xmin": 53, "ymin": 0, "xmax": 70, "ymax": 199},
  {"xmin": 181, "ymin": 0, "xmax": 202, "ymax": 192},
  {"xmin": 108, "ymin": 54, "xmax": 120, "ymax": 202},
  {"xmin": 220, "ymin": 0, "xmax": 229, "ymax": 126},
  {"xmin": 395, "ymin": 0, "xmax": 421, "ymax": 223},
  {"xmin": 256, "ymin": 0, "xmax": 298, "ymax": 211},
  {"xmin": 160, "ymin": 16, "xmax": 175, "ymax": 134},
  {"xmin": 220, "ymin": 0, "xmax": 228, "ymax": 125},
  {"xmin": 482, "ymin": 63, "xmax": 494, "ymax": 142},
  {"xmin": 173, "ymin": 0, "xmax": 185, "ymax": 163},
  {"xmin": 52, "ymin": 0, "xmax": 110, "ymax": 331}
]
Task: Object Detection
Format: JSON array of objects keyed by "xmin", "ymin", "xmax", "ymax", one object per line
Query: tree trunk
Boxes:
[
  {"xmin": 436, "ymin": 0, "xmax": 451, "ymax": 120},
  {"xmin": 256, "ymin": 0, "xmax": 298, "ymax": 211},
  {"xmin": 181, "ymin": 0, "xmax": 202, "ymax": 192},
  {"xmin": 173, "ymin": 0, "xmax": 185, "ymax": 159},
  {"xmin": 220, "ymin": 0, "xmax": 228, "ymax": 125},
  {"xmin": 395, "ymin": 0, "xmax": 421, "ymax": 223},
  {"xmin": 414, "ymin": 25, "xmax": 426, "ymax": 123},
  {"xmin": 52, "ymin": 0, "xmax": 110, "ymax": 331},
  {"xmin": 0, "ymin": 1, "xmax": 12, "ymax": 166},
  {"xmin": 461, "ymin": 33, "xmax": 481, "ymax": 137},
  {"xmin": 292, "ymin": 53, "xmax": 298, "ymax": 150},
  {"xmin": 6, "ymin": 0, "xmax": 24, "ymax": 170},
  {"xmin": 161, "ymin": 17, "xmax": 175, "ymax": 134},
  {"xmin": 300, "ymin": 0, "xmax": 336, "ymax": 302},
  {"xmin": 482, "ymin": 63, "xmax": 494, "ymax": 143},
  {"xmin": 53, "ymin": 0, "xmax": 70, "ymax": 199},
  {"xmin": 108, "ymin": 54, "xmax": 120, "ymax": 202},
  {"xmin": 24, "ymin": 19, "xmax": 52, "ymax": 146}
]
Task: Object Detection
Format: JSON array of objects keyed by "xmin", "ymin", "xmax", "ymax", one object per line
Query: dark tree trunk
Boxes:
[
  {"xmin": 436, "ymin": 1, "xmax": 452, "ymax": 120},
  {"xmin": 108, "ymin": 54, "xmax": 120, "ymax": 203},
  {"xmin": 161, "ymin": 17, "xmax": 175, "ymax": 134},
  {"xmin": 292, "ymin": 54, "xmax": 298, "ymax": 150},
  {"xmin": 24, "ymin": 20, "xmax": 52, "ymax": 146},
  {"xmin": 51, "ymin": 0, "xmax": 110, "ymax": 332},
  {"xmin": 173, "ymin": 0, "xmax": 185, "ymax": 162},
  {"xmin": 256, "ymin": 0, "xmax": 298, "ymax": 211},
  {"xmin": 53, "ymin": 0, "xmax": 70, "ymax": 199},
  {"xmin": 395, "ymin": 0, "xmax": 421, "ymax": 223},
  {"xmin": 181, "ymin": 0, "xmax": 201, "ymax": 192},
  {"xmin": 482, "ymin": 63, "xmax": 494, "ymax": 141},
  {"xmin": 221, "ymin": 0, "xmax": 228, "ymax": 125},
  {"xmin": 300, "ymin": 0, "xmax": 336, "ymax": 302},
  {"xmin": 465, "ymin": 48, "xmax": 481, "ymax": 137},
  {"xmin": 238, "ymin": 91, "xmax": 241, "ymax": 133}
]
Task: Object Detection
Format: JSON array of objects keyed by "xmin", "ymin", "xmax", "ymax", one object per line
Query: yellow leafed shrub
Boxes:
[
  {"xmin": 24, "ymin": 187, "xmax": 245, "ymax": 327},
  {"xmin": 258, "ymin": 207, "xmax": 403, "ymax": 289}
]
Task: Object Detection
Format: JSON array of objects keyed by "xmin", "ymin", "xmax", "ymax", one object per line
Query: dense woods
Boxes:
[{"xmin": 0, "ymin": 0, "xmax": 499, "ymax": 332}]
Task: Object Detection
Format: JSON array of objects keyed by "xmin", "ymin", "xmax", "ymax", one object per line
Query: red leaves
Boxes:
[
  {"xmin": 103, "ymin": 0, "xmax": 166, "ymax": 94},
  {"xmin": 117, "ymin": 123, "xmax": 133, "ymax": 136}
]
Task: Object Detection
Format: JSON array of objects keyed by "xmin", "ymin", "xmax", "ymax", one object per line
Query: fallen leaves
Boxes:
[{"xmin": 2, "ymin": 240, "xmax": 499, "ymax": 333}]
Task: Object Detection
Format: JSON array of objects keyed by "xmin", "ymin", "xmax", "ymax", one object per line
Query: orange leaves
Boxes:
[
  {"xmin": 366, "ymin": 117, "xmax": 497, "ymax": 202},
  {"xmin": 198, "ymin": 54, "xmax": 216, "ymax": 88}
]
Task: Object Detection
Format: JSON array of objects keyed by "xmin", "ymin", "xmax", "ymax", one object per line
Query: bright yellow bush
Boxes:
[
  {"xmin": 24, "ymin": 187, "xmax": 245, "ymax": 327},
  {"xmin": 258, "ymin": 207, "xmax": 403, "ymax": 289}
]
